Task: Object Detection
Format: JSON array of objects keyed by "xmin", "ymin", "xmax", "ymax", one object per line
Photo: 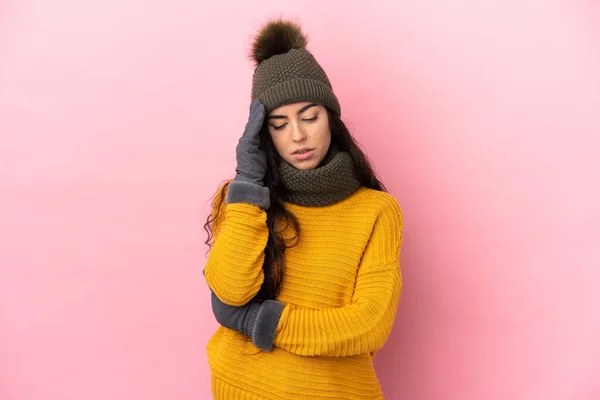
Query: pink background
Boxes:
[{"xmin": 1, "ymin": 1, "xmax": 599, "ymax": 399}]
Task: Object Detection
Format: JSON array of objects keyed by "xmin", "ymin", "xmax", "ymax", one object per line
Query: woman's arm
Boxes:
[
  {"xmin": 252, "ymin": 196, "xmax": 404, "ymax": 356},
  {"xmin": 270, "ymin": 262, "xmax": 400, "ymax": 357},
  {"xmin": 204, "ymin": 99, "xmax": 270, "ymax": 306},
  {"xmin": 204, "ymin": 180, "xmax": 270, "ymax": 306}
]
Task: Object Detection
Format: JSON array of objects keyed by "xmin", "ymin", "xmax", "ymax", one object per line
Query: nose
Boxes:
[{"xmin": 291, "ymin": 124, "xmax": 306, "ymax": 142}]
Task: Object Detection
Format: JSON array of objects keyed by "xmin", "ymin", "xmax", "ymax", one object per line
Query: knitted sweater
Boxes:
[{"xmin": 204, "ymin": 180, "xmax": 404, "ymax": 400}]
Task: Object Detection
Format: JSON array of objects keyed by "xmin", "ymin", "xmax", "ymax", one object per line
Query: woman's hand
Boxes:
[
  {"xmin": 223, "ymin": 99, "xmax": 271, "ymax": 209},
  {"xmin": 234, "ymin": 99, "xmax": 267, "ymax": 186},
  {"xmin": 210, "ymin": 287, "xmax": 285, "ymax": 352},
  {"xmin": 210, "ymin": 290, "xmax": 261, "ymax": 337}
]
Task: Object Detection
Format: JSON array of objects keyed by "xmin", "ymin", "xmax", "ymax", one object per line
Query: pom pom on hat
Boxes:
[{"xmin": 250, "ymin": 19, "xmax": 308, "ymax": 66}]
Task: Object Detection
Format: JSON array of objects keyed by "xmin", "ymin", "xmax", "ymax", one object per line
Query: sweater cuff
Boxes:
[
  {"xmin": 252, "ymin": 300, "xmax": 285, "ymax": 352},
  {"xmin": 225, "ymin": 180, "xmax": 270, "ymax": 210}
]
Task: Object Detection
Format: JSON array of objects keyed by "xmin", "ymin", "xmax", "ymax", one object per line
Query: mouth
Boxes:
[
  {"xmin": 292, "ymin": 148, "xmax": 315, "ymax": 161},
  {"xmin": 293, "ymin": 148, "xmax": 315, "ymax": 155}
]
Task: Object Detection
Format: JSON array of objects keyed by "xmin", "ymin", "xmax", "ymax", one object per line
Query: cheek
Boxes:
[
  {"xmin": 269, "ymin": 134, "xmax": 287, "ymax": 155},
  {"xmin": 269, "ymin": 132, "xmax": 281, "ymax": 145},
  {"xmin": 314, "ymin": 120, "xmax": 331, "ymax": 141}
]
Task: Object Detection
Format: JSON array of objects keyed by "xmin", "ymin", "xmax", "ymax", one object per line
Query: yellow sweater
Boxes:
[{"xmin": 204, "ymin": 181, "xmax": 403, "ymax": 400}]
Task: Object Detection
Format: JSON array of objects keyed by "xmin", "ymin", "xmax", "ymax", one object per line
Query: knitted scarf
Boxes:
[{"xmin": 279, "ymin": 144, "xmax": 362, "ymax": 207}]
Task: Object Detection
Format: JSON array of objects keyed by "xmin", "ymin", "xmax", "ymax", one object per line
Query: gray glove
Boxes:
[
  {"xmin": 210, "ymin": 290, "xmax": 261, "ymax": 337},
  {"xmin": 234, "ymin": 99, "xmax": 267, "ymax": 185},
  {"xmin": 209, "ymin": 286, "xmax": 285, "ymax": 352},
  {"xmin": 225, "ymin": 99, "xmax": 271, "ymax": 209}
]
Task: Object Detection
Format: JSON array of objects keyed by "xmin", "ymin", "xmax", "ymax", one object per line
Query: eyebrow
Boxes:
[{"xmin": 268, "ymin": 103, "xmax": 318, "ymax": 120}]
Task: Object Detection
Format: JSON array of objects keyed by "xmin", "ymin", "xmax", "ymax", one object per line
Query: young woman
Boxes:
[{"xmin": 203, "ymin": 19, "xmax": 404, "ymax": 400}]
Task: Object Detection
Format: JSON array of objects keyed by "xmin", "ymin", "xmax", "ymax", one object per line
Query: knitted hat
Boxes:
[{"xmin": 249, "ymin": 19, "xmax": 341, "ymax": 116}]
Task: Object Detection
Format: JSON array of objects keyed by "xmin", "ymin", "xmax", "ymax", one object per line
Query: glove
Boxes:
[
  {"xmin": 224, "ymin": 99, "xmax": 271, "ymax": 209},
  {"xmin": 234, "ymin": 99, "xmax": 267, "ymax": 185},
  {"xmin": 210, "ymin": 290, "xmax": 261, "ymax": 337},
  {"xmin": 210, "ymin": 288, "xmax": 285, "ymax": 352}
]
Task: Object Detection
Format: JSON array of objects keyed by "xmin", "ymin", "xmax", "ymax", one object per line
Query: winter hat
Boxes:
[{"xmin": 249, "ymin": 19, "xmax": 341, "ymax": 116}]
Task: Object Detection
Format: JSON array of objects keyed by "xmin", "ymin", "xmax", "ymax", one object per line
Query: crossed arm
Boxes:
[{"xmin": 205, "ymin": 188, "xmax": 403, "ymax": 357}]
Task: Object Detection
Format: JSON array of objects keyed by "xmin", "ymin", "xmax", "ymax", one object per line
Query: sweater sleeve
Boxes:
[
  {"xmin": 272, "ymin": 196, "xmax": 403, "ymax": 357},
  {"xmin": 204, "ymin": 180, "xmax": 268, "ymax": 306}
]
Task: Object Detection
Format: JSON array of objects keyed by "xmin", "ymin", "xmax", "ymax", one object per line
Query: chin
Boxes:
[
  {"xmin": 289, "ymin": 155, "xmax": 324, "ymax": 170},
  {"xmin": 294, "ymin": 164, "xmax": 315, "ymax": 171}
]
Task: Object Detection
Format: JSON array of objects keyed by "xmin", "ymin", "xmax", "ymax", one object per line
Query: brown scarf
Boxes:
[{"xmin": 279, "ymin": 144, "xmax": 362, "ymax": 207}]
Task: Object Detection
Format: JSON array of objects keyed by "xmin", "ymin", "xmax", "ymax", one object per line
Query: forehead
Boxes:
[{"xmin": 269, "ymin": 102, "xmax": 321, "ymax": 116}]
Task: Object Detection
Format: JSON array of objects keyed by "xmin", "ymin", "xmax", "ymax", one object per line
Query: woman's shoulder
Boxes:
[
  {"xmin": 354, "ymin": 187, "xmax": 404, "ymax": 242},
  {"xmin": 354, "ymin": 186, "xmax": 402, "ymax": 213},
  {"xmin": 343, "ymin": 186, "xmax": 403, "ymax": 230}
]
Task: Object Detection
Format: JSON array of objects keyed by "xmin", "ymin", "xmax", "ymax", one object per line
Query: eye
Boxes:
[
  {"xmin": 272, "ymin": 123, "xmax": 287, "ymax": 131},
  {"xmin": 303, "ymin": 116, "xmax": 318, "ymax": 123}
]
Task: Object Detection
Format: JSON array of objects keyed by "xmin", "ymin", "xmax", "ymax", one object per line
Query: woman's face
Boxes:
[{"xmin": 267, "ymin": 102, "xmax": 331, "ymax": 170}]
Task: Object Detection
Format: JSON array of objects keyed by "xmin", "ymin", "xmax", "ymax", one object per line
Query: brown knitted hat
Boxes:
[{"xmin": 249, "ymin": 19, "xmax": 341, "ymax": 116}]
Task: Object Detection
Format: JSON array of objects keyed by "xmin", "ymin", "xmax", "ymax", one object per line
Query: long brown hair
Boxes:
[{"xmin": 203, "ymin": 109, "xmax": 387, "ymax": 301}]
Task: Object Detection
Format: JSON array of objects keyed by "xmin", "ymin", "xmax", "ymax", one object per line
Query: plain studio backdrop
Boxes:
[{"xmin": 1, "ymin": 1, "xmax": 599, "ymax": 399}]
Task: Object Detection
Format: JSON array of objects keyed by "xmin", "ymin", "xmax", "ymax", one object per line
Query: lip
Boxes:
[
  {"xmin": 293, "ymin": 149, "xmax": 315, "ymax": 160},
  {"xmin": 293, "ymin": 147, "xmax": 314, "ymax": 154}
]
